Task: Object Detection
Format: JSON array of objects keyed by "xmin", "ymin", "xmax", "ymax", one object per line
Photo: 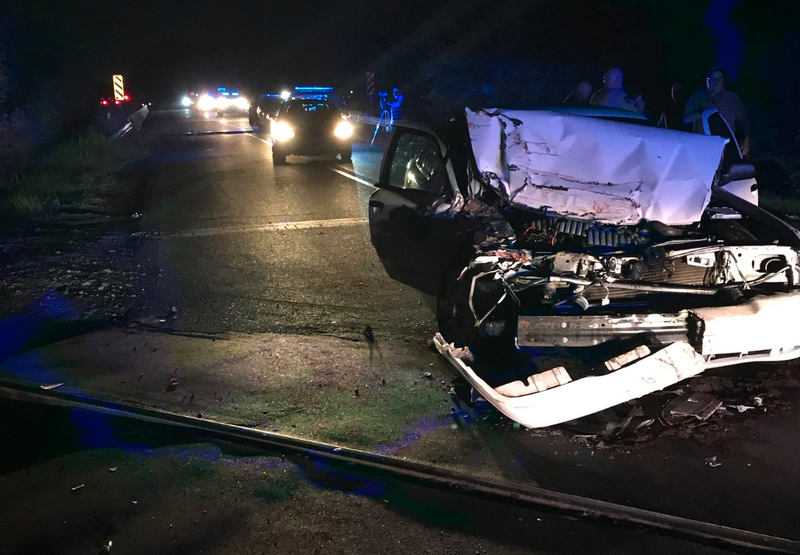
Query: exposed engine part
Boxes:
[{"xmin": 516, "ymin": 216, "xmax": 648, "ymax": 249}]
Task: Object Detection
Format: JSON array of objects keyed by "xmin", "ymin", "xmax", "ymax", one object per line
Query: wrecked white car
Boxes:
[{"xmin": 367, "ymin": 108, "xmax": 800, "ymax": 428}]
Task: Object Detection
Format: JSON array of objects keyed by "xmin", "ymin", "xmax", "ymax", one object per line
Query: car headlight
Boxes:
[
  {"xmin": 198, "ymin": 94, "xmax": 215, "ymax": 111},
  {"xmin": 236, "ymin": 97, "xmax": 249, "ymax": 110},
  {"xmin": 334, "ymin": 120, "xmax": 354, "ymax": 139},
  {"xmin": 180, "ymin": 96, "xmax": 192, "ymax": 107},
  {"xmin": 216, "ymin": 96, "xmax": 233, "ymax": 109},
  {"xmin": 272, "ymin": 121, "xmax": 295, "ymax": 141}
]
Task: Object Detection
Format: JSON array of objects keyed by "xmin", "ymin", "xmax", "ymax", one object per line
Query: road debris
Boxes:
[
  {"xmin": 662, "ymin": 392, "xmax": 722, "ymax": 425},
  {"xmin": 109, "ymin": 467, "xmax": 118, "ymax": 473},
  {"xmin": 730, "ymin": 405, "xmax": 755, "ymax": 413},
  {"xmin": 99, "ymin": 540, "xmax": 113, "ymax": 554},
  {"xmin": 71, "ymin": 484, "xmax": 85, "ymax": 492},
  {"xmin": 705, "ymin": 456, "xmax": 722, "ymax": 468},
  {"xmin": 754, "ymin": 396, "xmax": 764, "ymax": 407},
  {"xmin": 131, "ymin": 212, "xmax": 142, "ymax": 219},
  {"xmin": 166, "ymin": 377, "xmax": 179, "ymax": 392},
  {"xmin": 40, "ymin": 383, "xmax": 64, "ymax": 390},
  {"xmin": 423, "ymin": 372, "xmax": 433, "ymax": 379},
  {"xmin": 136, "ymin": 316, "xmax": 167, "ymax": 326}
]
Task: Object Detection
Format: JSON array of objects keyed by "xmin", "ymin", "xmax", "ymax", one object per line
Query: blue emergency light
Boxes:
[{"xmin": 294, "ymin": 86, "xmax": 334, "ymax": 92}]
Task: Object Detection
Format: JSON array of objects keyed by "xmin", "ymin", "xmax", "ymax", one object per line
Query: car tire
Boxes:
[
  {"xmin": 339, "ymin": 146, "xmax": 352, "ymax": 162},
  {"xmin": 437, "ymin": 263, "xmax": 517, "ymax": 359},
  {"xmin": 272, "ymin": 148, "xmax": 286, "ymax": 165}
]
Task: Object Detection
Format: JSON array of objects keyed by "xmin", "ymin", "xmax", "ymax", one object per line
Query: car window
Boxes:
[
  {"xmin": 288, "ymin": 101, "xmax": 330, "ymax": 113},
  {"xmin": 388, "ymin": 133, "xmax": 444, "ymax": 194}
]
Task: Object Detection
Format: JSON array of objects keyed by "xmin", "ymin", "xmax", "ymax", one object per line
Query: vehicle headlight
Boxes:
[
  {"xmin": 198, "ymin": 94, "xmax": 215, "ymax": 111},
  {"xmin": 334, "ymin": 120, "xmax": 354, "ymax": 139},
  {"xmin": 272, "ymin": 121, "xmax": 295, "ymax": 141},
  {"xmin": 236, "ymin": 97, "xmax": 249, "ymax": 110},
  {"xmin": 215, "ymin": 96, "xmax": 233, "ymax": 109},
  {"xmin": 180, "ymin": 96, "xmax": 192, "ymax": 107}
]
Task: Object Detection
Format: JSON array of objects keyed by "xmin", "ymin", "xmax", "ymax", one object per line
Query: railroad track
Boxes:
[{"xmin": 1, "ymin": 379, "xmax": 797, "ymax": 554}]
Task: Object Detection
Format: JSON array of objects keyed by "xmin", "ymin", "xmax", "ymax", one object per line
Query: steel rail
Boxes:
[{"xmin": 0, "ymin": 379, "xmax": 798, "ymax": 554}]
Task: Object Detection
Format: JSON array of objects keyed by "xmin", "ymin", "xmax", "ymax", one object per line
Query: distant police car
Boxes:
[{"xmin": 270, "ymin": 87, "xmax": 354, "ymax": 165}]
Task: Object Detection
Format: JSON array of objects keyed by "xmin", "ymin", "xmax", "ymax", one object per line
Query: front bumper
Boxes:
[
  {"xmin": 274, "ymin": 137, "xmax": 351, "ymax": 156},
  {"xmin": 435, "ymin": 290, "xmax": 800, "ymax": 428}
]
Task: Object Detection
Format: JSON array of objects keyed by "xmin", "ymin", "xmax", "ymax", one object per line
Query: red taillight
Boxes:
[
  {"xmin": 124, "ymin": 94, "xmax": 129, "ymax": 101},
  {"xmin": 101, "ymin": 100, "xmax": 108, "ymax": 105},
  {"xmin": 115, "ymin": 100, "xmax": 120, "ymax": 105}
]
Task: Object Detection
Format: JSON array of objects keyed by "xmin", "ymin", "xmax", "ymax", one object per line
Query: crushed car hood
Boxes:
[{"xmin": 466, "ymin": 108, "xmax": 729, "ymax": 225}]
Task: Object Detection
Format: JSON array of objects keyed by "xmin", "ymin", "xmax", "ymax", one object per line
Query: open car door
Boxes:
[
  {"xmin": 702, "ymin": 108, "xmax": 758, "ymax": 205},
  {"xmin": 367, "ymin": 124, "xmax": 464, "ymax": 296}
]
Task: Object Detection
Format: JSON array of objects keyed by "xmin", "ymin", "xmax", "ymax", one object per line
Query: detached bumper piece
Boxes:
[{"xmin": 435, "ymin": 290, "xmax": 800, "ymax": 428}]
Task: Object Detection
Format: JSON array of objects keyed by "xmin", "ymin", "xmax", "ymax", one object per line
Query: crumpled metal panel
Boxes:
[{"xmin": 466, "ymin": 108, "xmax": 728, "ymax": 225}]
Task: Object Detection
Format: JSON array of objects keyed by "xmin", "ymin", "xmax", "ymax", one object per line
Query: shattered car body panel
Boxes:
[
  {"xmin": 368, "ymin": 111, "xmax": 800, "ymax": 428},
  {"xmin": 467, "ymin": 108, "xmax": 729, "ymax": 225}
]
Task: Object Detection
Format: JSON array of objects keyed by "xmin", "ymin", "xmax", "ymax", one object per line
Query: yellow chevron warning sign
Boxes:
[{"xmin": 113, "ymin": 75, "xmax": 124, "ymax": 101}]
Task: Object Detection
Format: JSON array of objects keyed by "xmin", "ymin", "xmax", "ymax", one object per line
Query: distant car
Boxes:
[
  {"xmin": 367, "ymin": 108, "xmax": 800, "ymax": 428},
  {"xmin": 196, "ymin": 88, "xmax": 249, "ymax": 116},
  {"xmin": 270, "ymin": 98, "xmax": 354, "ymax": 165},
  {"xmin": 248, "ymin": 94, "xmax": 284, "ymax": 130}
]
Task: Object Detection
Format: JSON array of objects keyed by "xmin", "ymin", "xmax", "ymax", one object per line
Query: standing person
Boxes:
[
  {"xmin": 563, "ymin": 81, "xmax": 593, "ymax": 106},
  {"xmin": 683, "ymin": 68, "xmax": 752, "ymax": 155},
  {"xmin": 590, "ymin": 67, "xmax": 645, "ymax": 113},
  {"xmin": 658, "ymin": 82, "xmax": 689, "ymax": 130},
  {"xmin": 387, "ymin": 87, "xmax": 404, "ymax": 128}
]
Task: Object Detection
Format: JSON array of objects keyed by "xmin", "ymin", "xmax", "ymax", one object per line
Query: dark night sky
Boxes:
[{"xmin": 4, "ymin": 0, "xmax": 800, "ymax": 131}]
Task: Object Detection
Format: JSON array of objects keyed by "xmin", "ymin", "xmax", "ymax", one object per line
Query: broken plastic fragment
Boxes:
[
  {"xmin": 71, "ymin": 484, "xmax": 85, "ymax": 492},
  {"xmin": 705, "ymin": 456, "xmax": 722, "ymax": 468},
  {"xmin": 662, "ymin": 392, "xmax": 722, "ymax": 425},
  {"xmin": 40, "ymin": 383, "xmax": 64, "ymax": 390},
  {"xmin": 495, "ymin": 366, "xmax": 572, "ymax": 397},
  {"xmin": 605, "ymin": 345, "xmax": 651, "ymax": 372}
]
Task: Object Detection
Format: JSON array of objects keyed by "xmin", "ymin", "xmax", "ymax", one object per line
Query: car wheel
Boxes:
[
  {"xmin": 339, "ymin": 146, "xmax": 352, "ymax": 162},
  {"xmin": 437, "ymin": 264, "xmax": 517, "ymax": 359},
  {"xmin": 272, "ymin": 148, "xmax": 286, "ymax": 165}
]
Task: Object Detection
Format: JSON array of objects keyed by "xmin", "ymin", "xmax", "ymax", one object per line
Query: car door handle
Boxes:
[{"xmin": 369, "ymin": 200, "xmax": 384, "ymax": 212}]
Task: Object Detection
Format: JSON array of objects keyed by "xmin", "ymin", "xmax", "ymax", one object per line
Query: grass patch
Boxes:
[
  {"xmin": 0, "ymin": 129, "xmax": 146, "ymax": 220},
  {"xmin": 212, "ymin": 370, "xmax": 451, "ymax": 449},
  {"xmin": 760, "ymin": 193, "xmax": 800, "ymax": 217}
]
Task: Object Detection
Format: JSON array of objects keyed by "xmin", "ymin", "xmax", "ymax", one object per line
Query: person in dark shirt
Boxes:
[
  {"xmin": 563, "ymin": 81, "xmax": 593, "ymax": 105},
  {"xmin": 683, "ymin": 68, "xmax": 752, "ymax": 155}
]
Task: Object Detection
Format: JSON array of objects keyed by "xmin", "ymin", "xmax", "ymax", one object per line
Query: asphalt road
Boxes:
[{"xmin": 133, "ymin": 109, "xmax": 434, "ymax": 338}]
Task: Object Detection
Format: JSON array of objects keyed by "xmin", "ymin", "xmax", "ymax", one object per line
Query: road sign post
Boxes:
[
  {"xmin": 366, "ymin": 72, "xmax": 375, "ymax": 111},
  {"xmin": 113, "ymin": 75, "xmax": 125, "ymax": 101}
]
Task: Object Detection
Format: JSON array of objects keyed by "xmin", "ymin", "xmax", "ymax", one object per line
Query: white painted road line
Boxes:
[
  {"xmin": 150, "ymin": 217, "xmax": 368, "ymax": 240},
  {"xmin": 245, "ymin": 133, "xmax": 272, "ymax": 146},
  {"xmin": 331, "ymin": 168, "xmax": 377, "ymax": 188}
]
